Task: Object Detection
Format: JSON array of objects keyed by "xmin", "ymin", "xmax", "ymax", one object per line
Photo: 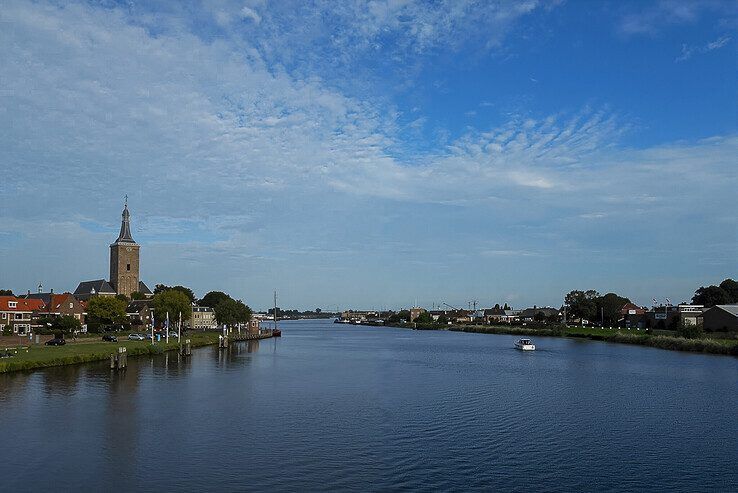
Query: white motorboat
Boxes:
[{"xmin": 514, "ymin": 338, "xmax": 536, "ymax": 351}]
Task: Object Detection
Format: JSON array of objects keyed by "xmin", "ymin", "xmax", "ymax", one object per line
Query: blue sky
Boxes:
[{"xmin": 1, "ymin": 0, "xmax": 736, "ymax": 310}]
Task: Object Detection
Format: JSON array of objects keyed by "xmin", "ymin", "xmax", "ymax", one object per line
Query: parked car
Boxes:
[
  {"xmin": 127, "ymin": 333, "xmax": 145, "ymax": 341},
  {"xmin": 168, "ymin": 331, "xmax": 179, "ymax": 338},
  {"xmin": 45, "ymin": 338, "xmax": 66, "ymax": 346},
  {"xmin": 102, "ymin": 334, "xmax": 118, "ymax": 342}
]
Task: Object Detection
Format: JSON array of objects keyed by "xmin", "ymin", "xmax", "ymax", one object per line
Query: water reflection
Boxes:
[{"xmin": 1, "ymin": 321, "xmax": 737, "ymax": 492}]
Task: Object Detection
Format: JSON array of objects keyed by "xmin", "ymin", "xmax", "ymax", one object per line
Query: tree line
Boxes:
[{"xmin": 84, "ymin": 285, "xmax": 252, "ymax": 333}]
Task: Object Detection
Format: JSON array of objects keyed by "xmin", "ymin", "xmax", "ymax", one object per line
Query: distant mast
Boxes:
[{"xmin": 274, "ymin": 290, "xmax": 278, "ymax": 330}]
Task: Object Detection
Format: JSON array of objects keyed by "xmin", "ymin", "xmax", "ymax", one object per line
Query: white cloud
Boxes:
[
  {"xmin": 240, "ymin": 6, "xmax": 262, "ymax": 24},
  {"xmin": 618, "ymin": 1, "xmax": 738, "ymax": 37},
  {"xmin": 676, "ymin": 35, "xmax": 732, "ymax": 61},
  {"xmin": 1, "ymin": 0, "xmax": 736, "ymax": 307}
]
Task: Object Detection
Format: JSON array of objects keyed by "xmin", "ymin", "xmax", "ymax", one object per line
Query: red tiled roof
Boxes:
[
  {"xmin": 0, "ymin": 296, "xmax": 45, "ymax": 312},
  {"xmin": 49, "ymin": 293, "xmax": 75, "ymax": 310}
]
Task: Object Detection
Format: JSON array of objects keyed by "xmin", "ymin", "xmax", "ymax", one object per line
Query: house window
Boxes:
[
  {"xmin": 127, "ymin": 263, "xmax": 131, "ymax": 271},
  {"xmin": 69, "ymin": 303, "xmax": 73, "ymax": 309},
  {"xmin": 8, "ymin": 301, "xmax": 17, "ymax": 308}
]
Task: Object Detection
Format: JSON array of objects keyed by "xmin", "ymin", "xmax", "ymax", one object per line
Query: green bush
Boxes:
[
  {"xmin": 677, "ymin": 322, "xmax": 704, "ymax": 339},
  {"xmin": 2, "ymin": 325, "xmax": 12, "ymax": 336}
]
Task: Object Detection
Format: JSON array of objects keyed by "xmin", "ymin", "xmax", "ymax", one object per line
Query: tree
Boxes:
[
  {"xmin": 388, "ymin": 310, "xmax": 411, "ymax": 324},
  {"xmin": 596, "ymin": 293, "xmax": 630, "ymax": 326},
  {"xmin": 437, "ymin": 314, "xmax": 449, "ymax": 325},
  {"xmin": 677, "ymin": 321, "xmax": 704, "ymax": 339},
  {"xmin": 534, "ymin": 311, "xmax": 547, "ymax": 322},
  {"xmin": 116, "ymin": 293, "xmax": 129, "ymax": 303},
  {"xmin": 214, "ymin": 298, "xmax": 252, "ymax": 326},
  {"xmin": 154, "ymin": 284, "xmax": 196, "ymax": 303},
  {"xmin": 200, "ymin": 291, "xmax": 231, "ymax": 309},
  {"xmin": 87, "ymin": 296, "xmax": 128, "ymax": 332},
  {"xmin": 503, "ymin": 303, "xmax": 510, "ymax": 310},
  {"xmin": 565, "ymin": 289, "xmax": 599, "ymax": 321},
  {"xmin": 692, "ymin": 285, "xmax": 730, "ymax": 307},
  {"xmin": 415, "ymin": 311, "xmax": 433, "ymax": 324},
  {"xmin": 0, "ymin": 289, "xmax": 13, "ymax": 296},
  {"xmin": 130, "ymin": 291, "xmax": 146, "ymax": 300},
  {"xmin": 152, "ymin": 290, "xmax": 192, "ymax": 326},
  {"xmin": 718, "ymin": 279, "xmax": 738, "ymax": 303},
  {"xmin": 54, "ymin": 315, "xmax": 82, "ymax": 334}
]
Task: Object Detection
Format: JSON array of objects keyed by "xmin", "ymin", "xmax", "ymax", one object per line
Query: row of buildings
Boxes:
[
  {"xmin": 0, "ymin": 288, "xmax": 223, "ymax": 336},
  {"xmin": 340, "ymin": 302, "xmax": 738, "ymax": 332}
]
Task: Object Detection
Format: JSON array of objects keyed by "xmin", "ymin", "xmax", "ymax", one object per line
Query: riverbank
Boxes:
[
  {"xmin": 389, "ymin": 323, "xmax": 738, "ymax": 357},
  {"xmin": 455, "ymin": 325, "xmax": 738, "ymax": 356},
  {"xmin": 0, "ymin": 332, "xmax": 222, "ymax": 373}
]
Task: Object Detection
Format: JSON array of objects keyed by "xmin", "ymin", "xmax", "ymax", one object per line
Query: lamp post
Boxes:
[{"xmin": 151, "ymin": 309, "xmax": 155, "ymax": 343}]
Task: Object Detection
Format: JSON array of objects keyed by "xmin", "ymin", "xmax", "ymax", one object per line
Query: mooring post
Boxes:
[
  {"xmin": 118, "ymin": 347, "xmax": 127, "ymax": 369},
  {"xmin": 110, "ymin": 354, "xmax": 115, "ymax": 370}
]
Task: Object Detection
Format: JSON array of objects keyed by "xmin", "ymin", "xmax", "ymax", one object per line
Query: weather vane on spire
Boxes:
[{"xmin": 124, "ymin": 194, "xmax": 128, "ymax": 207}]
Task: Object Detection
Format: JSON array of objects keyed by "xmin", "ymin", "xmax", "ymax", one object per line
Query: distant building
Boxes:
[
  {"xmin": 109, "ymin": 202, "xmax": 140, "ymax": 297},
  {"xmin": 484, "ymin": 308, "xmax": 519, "ymax": 324},
  {"xmin": 701, "ymin": 305, "xmax": 738, "ymax": 332},
  {"xmin": 191, "ymin": 306, "xmax": 216, "ymax": 330},
  {"xmin": 32, "ymin": 292, "xmax": 86, "ymax": 325},
  {"xmin": 75, "ymin": 201, "xmax": 152, "ymax": 300},
  {"xmin": 340, "ymin": 310, "xmax": 379, "ymax": 323},
  {"xmin": 0, "ymin": 296, "xmax": 45, "ymax": 335},
  {"xmin": 645, "ymin": 305, "xmax": 679, "ymax": 330},
  {"xmin": 620, "ymin": 302, "xmax": 646, "ymax": 329},
  {"xmin": 519, "ymin": 307, "xmax": 560, "ymax": 322},
  {"xmin": 446, "ymin": 309, "xmax": 472, "ymax": 324},
  {"xmin": 74, "ymin": 279, "xmax": 116, "ymax": 301},
  {"xmin": 126, "ymin": 300, "xmax": 152, "ymax": 328},
  {"xmin": 677, "ymin": 304, "xmax": 705, "ymax": 326}
]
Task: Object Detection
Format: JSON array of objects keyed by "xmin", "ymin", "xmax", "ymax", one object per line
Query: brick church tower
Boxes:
[{"xmin": 109, "ymin": 200, "xmax": 140, "ymax": 297}]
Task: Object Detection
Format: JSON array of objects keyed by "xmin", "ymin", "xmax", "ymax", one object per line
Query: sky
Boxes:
[{"xmin": 1, "ymin": 0, "xmax": 736, "ymax": 311}]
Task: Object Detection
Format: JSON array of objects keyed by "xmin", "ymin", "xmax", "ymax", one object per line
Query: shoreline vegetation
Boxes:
[
  {"xmin": 389, "ymin": 323, "xmax": 738, "ymax": 357},
  {"xmin": 0, "ymin": 331, "xmax": 222, "ymax": 374}
]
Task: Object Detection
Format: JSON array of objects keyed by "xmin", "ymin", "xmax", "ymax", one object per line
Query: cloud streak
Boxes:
[{"xmin": 676, "ymin": 35, "xmax": 732, "ymax": 61}]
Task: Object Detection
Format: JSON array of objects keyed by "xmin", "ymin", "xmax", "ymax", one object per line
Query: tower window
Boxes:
[{"xmin": 126, "ymin": 263, "xmax": 131, "ymax": 271}]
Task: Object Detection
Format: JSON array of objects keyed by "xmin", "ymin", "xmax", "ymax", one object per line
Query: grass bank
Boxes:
[
  {"xmin": 0, "ymin": 331, "xmax": 222, "ymax": 373},
  {"xmin": 445, "ymin": 324, "xmax": 738, "ymax": 357}
]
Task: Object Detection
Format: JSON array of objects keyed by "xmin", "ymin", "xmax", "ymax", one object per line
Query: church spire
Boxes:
[{"xmin": 116, "ymin": 198, "xmax": 135, "ymax": 243}]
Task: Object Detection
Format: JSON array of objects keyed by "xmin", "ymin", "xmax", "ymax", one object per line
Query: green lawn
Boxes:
[{"xmin": 0, "ymin": 331, "xmax": 222, "ymax": 373}]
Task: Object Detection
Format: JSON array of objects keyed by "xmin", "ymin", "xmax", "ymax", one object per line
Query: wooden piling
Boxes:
[
  {"xmin": 118, "ymin": 347, "xmax": 127, "ymax": 369},
  {"xmin": 110, "ymin": 347, "xmax": 127, "ymax": 371},
  {"xmin": 180, "ymin": 339, "xmax": 192, "ymax": 356}
]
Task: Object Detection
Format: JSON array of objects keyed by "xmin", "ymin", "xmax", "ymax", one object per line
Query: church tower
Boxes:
[{"xmin": 109, "ymin": 200, "xmax": 140, "ymax": 297}]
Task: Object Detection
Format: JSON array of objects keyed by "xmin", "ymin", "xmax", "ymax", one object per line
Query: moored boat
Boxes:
[{"xmin": 514, "ymin": 338, "xmax": 535, "ymax": 351}]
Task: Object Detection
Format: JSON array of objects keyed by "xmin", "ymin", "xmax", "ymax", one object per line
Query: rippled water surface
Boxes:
[{"xmin": 1, "ymin": 320, "xmax": 737, "ymax": 492}]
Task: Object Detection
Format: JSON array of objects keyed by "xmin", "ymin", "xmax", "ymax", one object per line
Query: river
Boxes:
[{"xmin": 1, "ymin": 319, "xmax": 737, "ymax": 492}]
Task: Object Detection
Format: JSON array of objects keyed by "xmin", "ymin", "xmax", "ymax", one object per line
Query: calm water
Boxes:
[{"xmin": 1, "ymin": 320, "xmax": 737, "ymax": 492}]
